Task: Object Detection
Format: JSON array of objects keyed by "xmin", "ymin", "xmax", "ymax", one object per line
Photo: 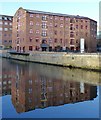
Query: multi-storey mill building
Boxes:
[
  {"xmin": 12, "ymin": 7, "xmax": 97, "ymax": 52},
  {"xmin": 0, "ymin": 15, "xmax": 13, "ymax": 48}
]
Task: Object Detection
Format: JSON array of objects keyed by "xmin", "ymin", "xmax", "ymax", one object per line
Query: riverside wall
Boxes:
[{"xmin": 0, "ymin": 50, "xmax": 101, "ymax": 71}]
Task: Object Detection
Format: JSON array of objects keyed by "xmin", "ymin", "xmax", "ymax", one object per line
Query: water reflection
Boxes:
[{"xmin": 1, "ymin": 58, "xmax": 99, "ymax": 113}]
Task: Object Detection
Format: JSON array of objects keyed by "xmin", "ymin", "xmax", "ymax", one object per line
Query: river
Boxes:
[{"xmin": 0, "ymin": 58, "xmax": 101, "ymax": 119}]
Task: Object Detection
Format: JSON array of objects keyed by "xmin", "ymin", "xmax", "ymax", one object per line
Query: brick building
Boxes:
[
  {"xmin": 12, "ymin": 7, "xmax": 97, "ymax": 52},
  {"xmin": 0, "ymin": 15, "xmax": 13, "ymax": 49}
]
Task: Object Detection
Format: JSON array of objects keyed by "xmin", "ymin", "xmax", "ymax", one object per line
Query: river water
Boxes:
[{"xmin": 0, "ymin": 58, "xmax": 101, "ymax": 119}]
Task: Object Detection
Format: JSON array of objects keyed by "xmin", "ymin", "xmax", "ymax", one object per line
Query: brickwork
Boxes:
[{"xmin": 12, "ymin": 7, "xmax": 97, "ymax": 53}]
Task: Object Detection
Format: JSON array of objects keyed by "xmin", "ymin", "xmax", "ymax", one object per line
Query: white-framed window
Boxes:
[
  {"xmin": 42, "ymin": 31, "xmax": 47, "ymax": 37},
  {"xmin": 4, "ymin": 22, "xmax": 8, "ymax": 25},
  {"xmin": 36, "ymin": 30, "xmax": 40, "ymax": 34},
  {"xmin": 4, "ymin": 17, "xmax": 7, "ymax": 20},
  {"xmin": 29, "ymin": 80, "xmax": 32, "ymax": 84},
  {"xmin": 0, "ymin": 16, "xmax": 2, "ymax": 20},
  {"xmin": 42, "ymin": 22, "xmax": 47, "ymax": 28},
  {"xmin": 4, "ymin": 28, "xmax": 8, "ymax": 31},
  {"xmin": 28, "ymin": 88, "xmax": 32, "ymax": 93},
  {"xmin": 3, "ymin": 81, "xmax": 7, "ymax": 85},
  {"xmin": 42, "ymin": 16, "xmax": 47, "ymax": 21},
  {"xmin": 60, "ymin": 24, "xmax": 63, "ymax": 27},
  {"xmin": 30, "ymin": 21, "xmax": 33, "ymax": 25},
  {"xmin": 0, "ymin": 21, "xmax": 2, "ymax": 24},
  {"xmin": 50, "ymin": 23, "xmax": 53, "ymax": 26},
  {"xmin": 9, "ymin": 17, "xmax": 12, "ymax": 21},
  {"xmin": 9, "ymin": 28, "xmax": 12, "ymax": 30},
  {"xmin": 8, "ymin": 80, "xmax": 11, "ymax": 84},
  {"xmin": 30, "ymin": 14, "xmax": 33, "ymax": 17},
  {"xmin": 0, "ymin": 28, "xmax": 2, "ymax": 31},
  {"xmin": 29, "ymin": 29, "xmax": 33, "ymax": 33},
  {"xmin": 55, "ymin": 16, "xmax": 58, "ymax": 20},
  {"xmin": 9, "ymin": 23, "xmax": 12, "ymax": 26}
]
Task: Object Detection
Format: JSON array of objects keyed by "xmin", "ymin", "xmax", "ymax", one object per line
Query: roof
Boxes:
[
  {"xmin": 0, "ymin": 14, "xmax": 13, "ymax": 17},
  {"xmin": 25, "ymin": 9, "xmax": 87, "ymax": 18},
  {"xmin": 24, "ymin": 8, "xmax": 97, "ymax": 22}
]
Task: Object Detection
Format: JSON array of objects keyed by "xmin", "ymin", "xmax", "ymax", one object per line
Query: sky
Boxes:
[{"xmin": 0, "ymin": 0, "xmax": 100, "ymax": 31}]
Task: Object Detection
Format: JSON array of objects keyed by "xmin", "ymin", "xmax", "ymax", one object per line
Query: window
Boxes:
[
  {"xmin": 76, "ymin": 25, "xmax": 78, "ymax": 29},
  {"xmin": 8, "ymin": 17, "xmax": 12, "ymax": 21},
  {"xmin": 36, "ymin": 39, "xmax": 39, "ymax": 42},
  {"xmin": 54, "ymin": 30, "xmax": 57, "ymax": 35},
  {"xmin": 4, "ymin": 34, "xmax": 7, "ymax": 36},
  {"xmin": 0, "ymin": 16, "xmax": 2, "ymax": 20},
  {"xmin": 9, "ymin": 28, "xmax": 12, "ymax": 30},
  {"xmin": 76, "ymin": 39, "xmax": 78, "ymax": 43},
  {"xmin": 3, "ymin": 81, "xmax": 7, "ymax": 85},
  {"xmin": 76, "ymin": 32, "xmax": 78, "ymax": 36},
  {"xmin": 9, "ymin": 40, "xmax": 12, "ymax": 43},
  {"xmin": 54, "ymin": 23, "xmax": 57, "ymax": 27},
  {"xmin": 29, "ymin": 80, "xmax": 32, "ymax": 84},
  {"xmin": 28, "ymin": 88, "xmax": 32, "ymax": 93},
  {"xmin": 85, "ymin": 25, "xmax": 88, "ymax": 29},
  {"xmin": 42, "ymin": 22, "xmax": 47, "ymax": 28},
  {"xmin": 54, "ymin": 38, "xmax": 57, "ymax": 43},
  {"xmin": 29, "ymin": 46, "xmax": 33, "ymax": 51},
  {"xmin": 42, "ymin": 31, "xmax": 47, "ymax": 37},
  {"xmin": 4, "ymin": 28, "xmax": 8, "ymax": 31},
  {"xmin": 42, "ymin": 16, "xmax": 47, "ymax": 21},
  {"xmin": 29, "ymin": 37, "xmax": 32, "ymax": 42},
  {"xmin": 4, "ymin": 17, "xmax": 7, "ymax": 20},
  {"xmin": 30, "ymin": 21, "xmax": 33, "ymax": 25},
  {"xmin": 29, "ymin": 29, "xmax": 33, "ymax": 33},
  {"xmin": 70, "ymin": 39, "xmax": 74, "ymax": 45},
  {"xmin": 0, "ymin": 21, "xmax": 2, "ymax": 24},
  {"xmin": 50, "ymin": 16, "xmax": 53, "ymax": 20},
  {"xmin": 4, "ymin": 22, "xmax": 8, "ymax": 25},
  {"xmin": 86, "ymin": 33, "xmax": 88, "ymax": 37},
  {"xmin": 4, "ymin": 40, "xmax": 7, "ymax": 42},
  {"xmin": 81, "ymin": 25, "xmax": 83, "ymax": 29},
  {"xmin": 0, "ymin": 28, "xmax": 2, "ymax": 31},
  {"xmin": 60, "ymin": 39, "xmax": 62, "ymax": 43},
  {"xmin": 36, "ymin": 30, "xmax": 39, "ymax": 34},
  {"xmin": 70, "ymin": 32, "xmax": 74, "ymax": 37},
  {"xmin": 9, "ymin": 23, "xmax": 12, "ymax": 26},
  {"xmin": 55, "ymin": 16, "xmax": 58, "ymax": 20},
  {"xmin": 60, "ymin": 24, "xmax": 63, "ymax": 27},
  {"xmin": 50, "ymin": 23, "xmax": 53, "ymax": 26},
  {"xmin": 81, "ymin": 20, "xmax": 83, "ymax": 22},
  {"xmin": 70, "ymin": 18, "xmax": 74, "ymax": 23},
  {"xmin": 30, "ymin": 14, "xmax": 33, "ymax": 17},
  {"xmin": 70, "ymin": 27, "xmax": 73, "ymax": 30}
]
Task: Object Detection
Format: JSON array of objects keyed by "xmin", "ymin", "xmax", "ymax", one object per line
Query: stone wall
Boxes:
[{"xmin": 0, "ymin": 50, "xmax": 101, "ymax": 71}]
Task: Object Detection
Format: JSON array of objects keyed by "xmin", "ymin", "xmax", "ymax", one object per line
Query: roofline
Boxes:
[
  {"xmin": 0, "ymin": 14, "xmax": 13, "ymax": 17},
  {"xmin": 24, "ymin": 8, "xmax": 97, "ymax": 22}
]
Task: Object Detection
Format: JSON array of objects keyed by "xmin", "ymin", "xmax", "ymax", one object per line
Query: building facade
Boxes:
[
  {"xmin": 0, "ymin": 15, "xmax": 13, "ymax": 49},
  {"xmin": 12, "ymin": 7, "xmax": 97, "ymax": 52}
]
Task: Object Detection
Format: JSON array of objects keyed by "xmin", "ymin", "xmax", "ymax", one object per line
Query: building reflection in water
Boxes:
[{"xmin": 1, "ymin": 59, "xmax": 98, "ymax": 113}]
